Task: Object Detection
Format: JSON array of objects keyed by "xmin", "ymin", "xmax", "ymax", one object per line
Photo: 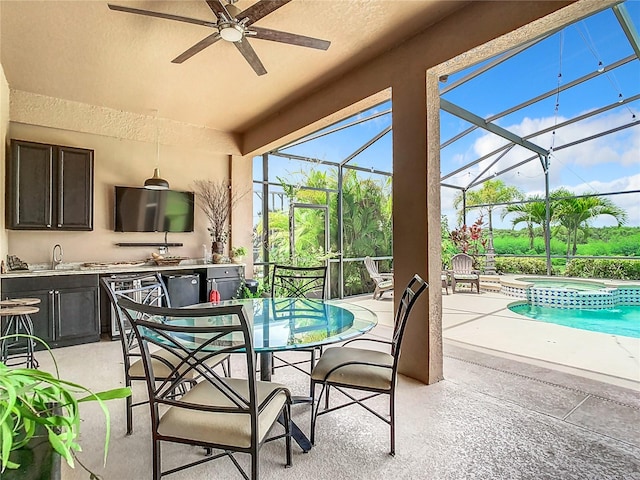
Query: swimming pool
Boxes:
[
  {"xmin": 509, "ymin": 303, "xmax": 640, "ymax": 338},
  {"xmin": 515, "ymin": 277, "xmax": 605, "ymax": 291},
  {"xmin": 498, "ymin": 276, "xmax": 640, "ymax": 309}
]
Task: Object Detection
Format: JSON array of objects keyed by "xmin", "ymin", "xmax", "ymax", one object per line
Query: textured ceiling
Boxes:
[{"xmin": 0, "ymin": 0, "xmax": 464, "ymax": 133}]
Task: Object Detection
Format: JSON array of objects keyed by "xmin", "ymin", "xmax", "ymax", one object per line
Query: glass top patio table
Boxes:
[
  {"xmin": 183, "ymin": 297, "xmax": 378, "ymax": 353},
  {"xmin": 140, "ymin": 297, "xmax": 377, "ymax": 453}
]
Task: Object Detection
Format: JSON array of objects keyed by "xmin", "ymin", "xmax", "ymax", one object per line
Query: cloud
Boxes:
[
  {"xmin": 443, "ymin": 107, "xmax": 638, "ymax": 168},
  {"xmin": 440, "ymin": 107, "xmax": 639, "ymax": 227}
]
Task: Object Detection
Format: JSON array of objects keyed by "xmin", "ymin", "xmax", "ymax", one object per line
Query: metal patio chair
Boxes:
[
  {"xmin": 118, "ymin": 298, "xmax": 292, "ymax": 480},
  {"xmin": 310, "ymin": 274, "xmax": 428, "ymax": 456},
  {"xmin": 101, "ymin": 272, "xmax": 230, "ymax": 435},
  {"xmin": 270, "ymin": 264, "xmax": 328, "ymax": 397}
]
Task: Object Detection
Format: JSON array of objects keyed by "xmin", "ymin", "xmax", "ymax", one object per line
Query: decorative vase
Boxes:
[
  {"xmin": 211, "ymin": 241, "xmax": 224, "ymax": 255},
  {"xmin": 232, "ymin": 256, "xmax": 244, "ymax": 264}
]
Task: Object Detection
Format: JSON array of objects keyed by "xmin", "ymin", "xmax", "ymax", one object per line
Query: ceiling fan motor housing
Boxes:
[{"xmin": 219, "ymin": 21, "xmax": 244, "ymax": 42}]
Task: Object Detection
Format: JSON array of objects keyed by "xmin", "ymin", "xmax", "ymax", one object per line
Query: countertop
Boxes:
[{"xmin": 0, "ymin": 260, "xmax": 245, "ymax": 279}]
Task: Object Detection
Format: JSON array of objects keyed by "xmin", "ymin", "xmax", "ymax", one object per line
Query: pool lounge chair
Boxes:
[
  {"xmin": 449, "ymin": 253, "xmax": 480, "ymax": 293},
  {"xmin": 364, "ymin": 256, "xmax": 394, "ymax": 300}
]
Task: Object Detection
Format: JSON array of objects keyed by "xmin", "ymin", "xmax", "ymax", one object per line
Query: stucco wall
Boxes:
[
  {"xmin": 0, "ymin": 64, "xmax": 8, "ymax": 267},
  {"xmin": 6, "ymin": 91, "xmax": 249, "ymax": 265}
]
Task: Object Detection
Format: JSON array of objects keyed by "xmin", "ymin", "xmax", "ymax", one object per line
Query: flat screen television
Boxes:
[{"xmin": 114, "ymin": 186, "xmax": 195, "ymax": 232}]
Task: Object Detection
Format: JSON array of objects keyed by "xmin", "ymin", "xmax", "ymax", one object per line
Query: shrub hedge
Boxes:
[
  {"xmin": 494, "ymin": 257, "xmax": 640, "ymax": 279},
  {"xmin": 564, "ymin": 259, "xmax": 640, "ymax": 280},
  {"xmin": 494, "ymin": 257, "xmax": 551, "ymax": 275}
]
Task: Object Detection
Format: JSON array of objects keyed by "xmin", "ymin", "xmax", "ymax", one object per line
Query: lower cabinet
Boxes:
[
  {"xmin": 1, "ymin": 275, "xmax": 100, "ymax": 348},
  {"xmin": 202, "ymin": 265, "xmax": 244, "ymax": 301},
  {"xmin": 1, "ymin": 266, "xmax": 245, "ymax": 350}
]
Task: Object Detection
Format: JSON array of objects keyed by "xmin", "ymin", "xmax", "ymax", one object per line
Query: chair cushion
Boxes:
[
  {"xmin": 453, "ymin": 274, "xmax": 479, "ymax": 280},
  {"xmin": 377, "ymin": 280, "xmax": 393, "ymax": 289},
  {"xmin": 311, "ymin": 346, "xmax": 394, "ymax": 390},
  {"xmin": 128, "ymin": 349, "xmax": 228, "ymax": 380},
  {"xmin": 158, "ymin": 378, "xmax": 288, "ymax": 448}
]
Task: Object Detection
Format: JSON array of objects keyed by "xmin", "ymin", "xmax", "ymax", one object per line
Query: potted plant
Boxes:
[
  {"xmin": 230, "ymin": 246, "xmax": 247, "ymax": 264},
  {"xmin": 0, "ymin": 335, "xmax": 131, "ymax": 479}
]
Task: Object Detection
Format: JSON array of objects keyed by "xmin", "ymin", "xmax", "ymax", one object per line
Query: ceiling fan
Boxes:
[{"xmin": 108, "ymin": 0, "xmax": 330, "ymax": 76}]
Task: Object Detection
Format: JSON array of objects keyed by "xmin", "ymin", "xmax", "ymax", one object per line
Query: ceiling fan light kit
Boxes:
[
  {"xmin": 219, "ymin": 23, "xmax": 244, "ymax": 42},
  {"xmin": 108, "ymin": 0, "xmax": 330, "ymax": 75}
]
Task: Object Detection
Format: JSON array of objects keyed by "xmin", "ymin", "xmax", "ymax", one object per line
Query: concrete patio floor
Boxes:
[
  {"xmin": 343, "ymin": 288, "xmax": 640, "ymax": 450},
  {"xmin": 35, "ymin": 289, "xmax": 639, "ymax": 478},
  {"xmin": 346, "ymin": 288, "xmax": 640, "ymax": 391}
]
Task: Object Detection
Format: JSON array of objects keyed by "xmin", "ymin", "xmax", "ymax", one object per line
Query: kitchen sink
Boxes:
[{"xmin": 30, "ymin": 264, "xmax": 79, "ymax": 273}]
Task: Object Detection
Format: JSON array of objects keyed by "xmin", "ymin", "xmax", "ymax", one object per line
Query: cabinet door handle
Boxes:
[
  {"xmin": 57, "ymin": 155, "xmax": 64, "ymax": 226},
  {"xmin": 49, "ymin": 291, "xmax": 56, "ymax": 338},
  {"xmin": 55, "ymin": 291, "xmax": 61, "ymax": 338}
]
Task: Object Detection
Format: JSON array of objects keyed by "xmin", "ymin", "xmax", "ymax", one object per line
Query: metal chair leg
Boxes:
[
  {"xmin": 390, "ymin": 390, "xmax": 395, "ymax": 456},
  {"xmin": 125, "ymin": 380, "xmax": 133, "ymax": 435},
  {"xmin": 311, "ymin": 383, "xmax": 327, "ymax": 445},
  {"xmin": 284, "ymin": 404, "xmax": 292, "ymax": 467},
  {"xmin": 153, "ymin": 439, "xmax": 161, "ymax": 480}
]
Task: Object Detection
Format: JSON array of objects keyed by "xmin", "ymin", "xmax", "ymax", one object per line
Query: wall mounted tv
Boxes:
[{"xmin": 114, "ymin": 186, "xmax": 195, "ymax": 232}]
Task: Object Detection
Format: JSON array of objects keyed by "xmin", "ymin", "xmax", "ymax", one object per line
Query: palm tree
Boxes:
[
  {"xmin": 453, "ymin": 179, "xmax": 523, "ymax": 248},
  {"xmin": 501, "ymin": 189, "xmax": 566, "ymax": 250},
  {"xmin": 264, "ymin": 167, "xmax": 392, "ymax": 295},
  {"xmin": 453, "ymin": 180, "xmax": 522, "ymax": 274},
  {"xmin": 501, "ymin": 198, "xmax": 546, "ymax": 250},
  {"xmin": 555, "ymin": 193, "xmax": 627, "ymax": 256}
]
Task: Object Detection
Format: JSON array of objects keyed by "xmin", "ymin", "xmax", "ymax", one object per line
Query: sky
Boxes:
[
  {"xmin": 256, "ymin": 1, "xmax": 639, "ymax": 231},
  {"xmin": 439, "ymin": 1, "xmax": 639, "ymax": 229}
]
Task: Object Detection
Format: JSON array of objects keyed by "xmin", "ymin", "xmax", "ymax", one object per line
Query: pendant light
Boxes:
[
  {"xmin": 144, "ymin": 110, "xmax": 169, "ymax": 190},
  {"xmin": 144, "ymin": 167, "xmax": 169, "ymax": 190}
]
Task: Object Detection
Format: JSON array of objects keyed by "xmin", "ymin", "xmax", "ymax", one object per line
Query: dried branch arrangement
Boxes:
[{"xmin": 193, "ymin": 179, "xmax": 244, "ymax": 244}]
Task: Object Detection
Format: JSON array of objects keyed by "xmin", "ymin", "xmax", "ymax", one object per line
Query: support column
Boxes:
[
  {"xmin": 392, "ymin": 71, "xmax": 443, "ymax": 385},
  {"xmin": 230, "ymin": 155, "xmax": 254, "ymax": 274}
]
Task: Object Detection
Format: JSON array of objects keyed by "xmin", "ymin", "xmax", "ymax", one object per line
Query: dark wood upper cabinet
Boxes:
[{"xmin": 7, "ymin": 139, "xmax": 94, "ymax": 230}]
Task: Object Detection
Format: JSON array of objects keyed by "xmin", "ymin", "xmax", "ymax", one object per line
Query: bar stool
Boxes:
[{"xmin": 0, "ymin": 298, "xmax": 41, "ymax": 368}]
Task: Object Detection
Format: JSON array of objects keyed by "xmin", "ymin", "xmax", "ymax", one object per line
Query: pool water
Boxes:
[
  {"xmin": 509, "ymin": 303, "xmax": 640, "ymax": 338},
  {"xmin": 515, "ymin": 278, "xmax": 605, "ymax": 291}
]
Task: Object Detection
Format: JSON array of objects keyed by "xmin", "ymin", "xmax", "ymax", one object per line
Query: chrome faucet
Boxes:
[{"xmin": 52, "ymin": 244, "xmax": 63, "ymax": 270}]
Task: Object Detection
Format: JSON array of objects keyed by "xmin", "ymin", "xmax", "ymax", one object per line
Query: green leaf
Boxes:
[
  {"xmin": 48, "ymin": 426, "xmax": 74, "ymax": 468},
  {"xmin": 77, "ymin": 387, "xmax": 131, "ymax": 403},
  {"xmin": 1, "ymin": 421, "xmax": 13, "ymax": 471}
]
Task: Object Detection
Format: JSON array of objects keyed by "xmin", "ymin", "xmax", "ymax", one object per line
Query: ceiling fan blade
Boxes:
[
  {"xmin": 237, "ymin": 0, "xmax": 292, "ymax": 26},
  {"xmin": 251, "ymin": 26, "xmax": 330, "ymax": 50},
  {"xmin": 205, "ymin": 0, "xmax": 229, "ymax": 20},
  {"xmin": 108, "ymin": 4, "xmax": 215, "ymax": 28},
  {"xmin": 234, "ymin": 39, "xmax": 267, "ymax": 76},
  {"xmin": 172, "ymin": 32, "xmax": 222, "ymax": 64}
]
